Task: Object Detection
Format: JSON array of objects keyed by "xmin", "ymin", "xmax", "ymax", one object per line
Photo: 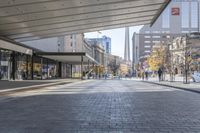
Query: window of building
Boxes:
[
  {"xmin": 144, "ymin": 36, "xmax": 151, "ymax": 38},
  {"xmin": 145, "ymin": 50, "xmax": 151, "ymax": 53},
  {"xmin": 162, "ymin": 6, "xmax": 170, "ymax": 28},
  {"xmin": 152, "ymin": 31, "xmax": 160, "ymax": 33},
  {"xmin": 152, "ymin": 36, "xmax": 160, "ymax": 38},
  {"xmin": 191, "ymin": 2, "xmax": 198, "ymax": 28},
  {"xmin": 106, "ymin": 42, "xmax": 110, "ymax": 53},
  {"xmin": 191, "ymin": 30, "xmax": 198, "ymax": 33},
  {"xmin": 144, "ymin": 45, "xmax": 151, "ymax": 48},
  {"xmin": 152, "ymin": 41, "xmax": 160, "ymax": 43},
  {"xmin": 181, "ymin": 31, "xmax": 189, "ymax": 33},
  {"xmin": 181, "ymin": 2, "xmax": 189, "ymax": 28},
  {"xmin": 144, "ymin": 41, "xmax": 151, "ymax": 43},
  {"xmin": 145, "ymin": 31, "xmax": 150, "ymax": 33},
  {"xmin": 70, "ymin": 42, "xmax": 73, "ymax": 47},
  {"xmin": 162, "ymin": 31, "xmax": 170, "ymax": 33}
]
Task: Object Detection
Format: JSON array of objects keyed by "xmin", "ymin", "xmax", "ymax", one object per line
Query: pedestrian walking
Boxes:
[
  {"xmin": 145, "ymin": 70, "xmax": 148, "ymax": 80},
  {"xmin": 158, "ymin": 68, "xmax": 162, "ymax": 81},
  {"xmin": 141, "ymin": 70, "xmax": 145, "ymax": 80}
]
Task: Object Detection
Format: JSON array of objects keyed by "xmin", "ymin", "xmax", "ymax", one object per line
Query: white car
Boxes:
[{"xmin": 191, "ymin": 72, "xmax": 200, "ymax": 82}]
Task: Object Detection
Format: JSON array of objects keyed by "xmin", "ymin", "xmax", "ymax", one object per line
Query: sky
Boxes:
[{"xmin": 84, "ymin": 25, "xmax": 143, "ymax": 59}]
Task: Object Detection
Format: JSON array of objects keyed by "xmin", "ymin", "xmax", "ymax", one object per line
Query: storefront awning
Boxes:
[
  {"xmin": 0, "ymin": 0, "xmax": 170, "ymax": 42},
  {"xmin": 0, "ymin": 37, "xmax": 32, "ymax": 55},
  {"xmin": 37, "ymin": 52, "xmax": 99, "ymax": 65}
]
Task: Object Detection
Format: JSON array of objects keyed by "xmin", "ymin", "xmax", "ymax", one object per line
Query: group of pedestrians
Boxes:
[
  {"xmin": 139, "ymin": 67, "xmax": 163, "ymax": 81},
  {"xmin": 141, "ymin": 69, "xmax": 149, "ymax": 80}
]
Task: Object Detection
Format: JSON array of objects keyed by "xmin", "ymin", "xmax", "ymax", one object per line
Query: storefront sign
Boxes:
[{"xmin": 171, "ymin": 7, "xmax": 180, "ymax": 15}]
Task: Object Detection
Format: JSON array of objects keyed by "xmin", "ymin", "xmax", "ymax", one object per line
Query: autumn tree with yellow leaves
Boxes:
[{"xmin": 147, "ymin": 44, "xmax": 168, "ymax": 71}]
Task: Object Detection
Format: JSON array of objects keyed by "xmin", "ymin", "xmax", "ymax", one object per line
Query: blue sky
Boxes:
[{"xmin": 84, "ymin": 25, "xmax": 143, "ymax": 59}]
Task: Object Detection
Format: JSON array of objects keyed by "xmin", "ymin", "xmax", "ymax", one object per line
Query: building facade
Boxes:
[
  {"xmin": 86, "ymin": 35, "xmax": 111, "ymax": 54},
  {"xmin": 0, "ymin": 37, "xmax": 67, "ymax": 80},
  {"xmin": 132, "ymin": 0, "xmax": 200, "ymax": 67},
  {"xmin": 86, "ymin": 35, "xmax": 111, "ymax": 73},
  {"xmin": 170, "ymin": 34, "xmax": 200, "ymax": 75},
  {"xmin": 23, "ymin": 34, "xmax": 105, "ymax": 79}
]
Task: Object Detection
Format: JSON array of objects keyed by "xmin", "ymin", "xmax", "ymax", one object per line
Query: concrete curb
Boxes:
[
  {"xmin": 0, "ymin": 79, "xmax": 92, "ymax": 95},
  {"xmin": 144, "ymin": 81, "xmax": 200, "ymax": 94}
]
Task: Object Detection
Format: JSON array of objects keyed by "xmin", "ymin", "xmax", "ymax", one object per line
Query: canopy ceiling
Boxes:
[{"xmin": 0, "ymin": 0, "xmax": 170, "ymax": 42}]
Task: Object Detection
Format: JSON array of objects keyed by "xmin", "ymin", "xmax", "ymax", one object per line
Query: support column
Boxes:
[
  {"xmin": 11, "ymin": 51, "xmax": 16, "ymax": 80},
  {"xmin": 26, "ymin": 55, "xmax": 29, "ymax": 80},
  {"xmin": 41, "ymin": 58, "xmax": 43, "ymax": 80},
  {"xmin": 81, "ymin": 56, "xmax": 83, "ymax": 80},
  {"xmin": 58, "ymin": 62, "xmax": 62, "ymax": 78},
  {"xmin": 46, "ymin": 59, "xmax": 49, "ymax": 79},
  {"xmin": 71, "ymin": 64, "xmax": 73, "ymax": 78},
  {"xmin": 31, "ymin": 55, "xmax": 34, "ymax": 80},
  {"xmin": 92, "ymin": 63, "xmax": 95, "ymax": 79},
  {"xmin": 87, "ymin": 60, "xmax": 90, "ymax": 79}
]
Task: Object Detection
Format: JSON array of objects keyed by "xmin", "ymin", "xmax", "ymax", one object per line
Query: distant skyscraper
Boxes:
[{"xmin": 124, "ymin": 27, "xmax": 130, "ymax": 61}]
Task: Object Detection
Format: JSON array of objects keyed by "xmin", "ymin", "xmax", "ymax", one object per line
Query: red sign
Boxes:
[{"xmin": 171, "ymin": 7, "xmax": 180, "ymax": 15}]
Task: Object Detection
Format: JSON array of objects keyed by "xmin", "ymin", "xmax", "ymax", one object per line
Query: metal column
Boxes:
[
  {"xmin": 46, "ymin": 59, "xmax": 49, "ymax": 79},
  {"xmin": 11, "ymin": 51, "xmax": 16, "ymax": 80},
  {"xmin": 41, "ymin": 58, "xmax": 43, "ymax": 80},
  {"xmin": 26, "ymin": 55, "xmax": 29, "ymax": 80},
  {"xmin": 81, "ymin": 56, "xmax": 83, "ymax": 80},
  {"xmin": 31, "ymin": 55, "xmax": 34, "ymax": 80}
]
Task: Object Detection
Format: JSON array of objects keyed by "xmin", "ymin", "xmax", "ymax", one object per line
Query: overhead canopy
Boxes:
[
  {"xmin": 0, "ymin": 37, "xmax": 32, "ymax": 55},
  {"xmin": 37, "ymin": 52, "xmax": 99, "ymax": 65},
  {"xmin": 0, "ymin": 0, "xmax": 170, "ymax": 42}
]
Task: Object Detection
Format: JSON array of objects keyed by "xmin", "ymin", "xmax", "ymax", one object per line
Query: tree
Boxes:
[
  {"xmin": 147, "ymin": 44, "xmax": 168, "ymax": 71},
  {"xmin": 108, "ymin": 60, "xmax": 120, "ymax": 75}
]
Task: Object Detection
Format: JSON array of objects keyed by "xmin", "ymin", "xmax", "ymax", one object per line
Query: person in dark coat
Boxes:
[
  {"xmin": 158, "ymin": 68, "xmax": 162, "ymax": 81},
  {"xmin": 145, "ymin": 70, "xmax": 148, "ymax": 80}
]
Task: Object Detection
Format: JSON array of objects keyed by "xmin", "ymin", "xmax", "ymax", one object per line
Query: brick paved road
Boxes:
[{"xmin": 0, "ymin": 80, "xmax": 200, "ymax": 133}]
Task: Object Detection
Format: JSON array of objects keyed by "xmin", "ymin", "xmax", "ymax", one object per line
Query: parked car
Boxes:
[{"xmin": 191, "ymin": 71, "xmax": 200, "ymax": 82}]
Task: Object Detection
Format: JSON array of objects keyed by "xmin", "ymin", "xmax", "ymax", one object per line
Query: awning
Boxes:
[
  {"xmin": 0, "ymin": 37, "xmax": 32, "ymax": 55},
  {"xmin": 37, "ymin": 52, "xmax": 99, "ymax": 65},
  {"xmin": 0, "ymin": 0, "xmax": 170, "ymax": 42}
]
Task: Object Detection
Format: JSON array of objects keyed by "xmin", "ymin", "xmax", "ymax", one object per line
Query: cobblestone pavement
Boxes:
[{"xmin": 0, "ymin": 80, "xmax": 200, "ymax": 133}]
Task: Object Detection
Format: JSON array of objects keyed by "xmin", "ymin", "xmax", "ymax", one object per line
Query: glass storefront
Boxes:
[
  {"xmin": 0, "ymin": 49, "xmax": 11, "ymax": 80},
  {"xmin": 0, "ymin": 49, "xmax": 45, "ymax": 80},
  {"xmin": 0, "ymin": 48, "xmax": 73, "ymax": 80},
  {"xmin": 16, "ymin": 53, "xmax": 30, "ymax": 80},
  {"xmin": 32, "ymin": 57, "xmax": 59, "ymax": 80}
]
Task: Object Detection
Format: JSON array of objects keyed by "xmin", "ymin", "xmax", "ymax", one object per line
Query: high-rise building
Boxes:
[
  {"xmin": 124, "ymin": 27, "xmax": 130, "ymax": 61},
  {"xmin": 86, "ymin": 35, "xmax": 111, "ymax": 54},
  {"xmin": 132, "ymin": 0, "xmax": 200, "ymax": 65}
]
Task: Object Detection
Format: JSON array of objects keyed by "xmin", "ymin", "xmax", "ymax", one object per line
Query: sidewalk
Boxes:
[
  {"xmin": 144, "ymin": 76, "xmax": 200, "ymax": 94},
  {"xmin": 0, "ymin": 79, "xmax": 81, "ymax": 94}
]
